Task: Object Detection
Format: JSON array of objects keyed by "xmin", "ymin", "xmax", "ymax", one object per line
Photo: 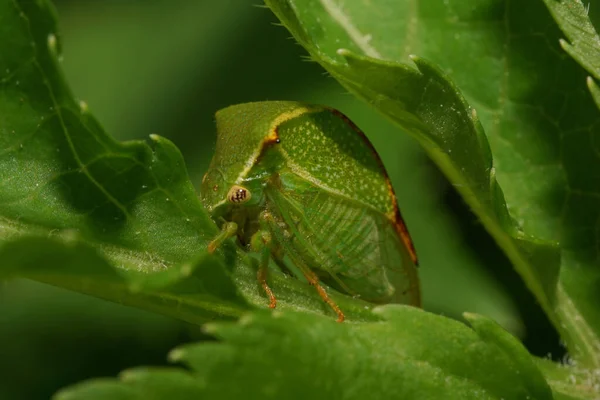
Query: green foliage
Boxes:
[
  {"xmin": 1, "ymin": 0, "xmax": 599, "ymax": 399},
  {"xmin": 0, "ymin": 0, "xmax": 248, "ymax": 323},
  {"xmin": 543, "ymin": 0, "xmax": 600, "ymax": 82},
  {"xmin": 56, "ymin": 307, "xmax": 552, "ymax": 400}
]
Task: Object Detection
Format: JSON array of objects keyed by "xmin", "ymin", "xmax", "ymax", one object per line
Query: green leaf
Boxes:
[
  {"xmin": 0, "ymin": 236, "xmax": 246, "ymax": 323},
  {"xmin": 0, "ymin": 0, "xmax": 245, "ymax": 321},
  {"xmin": 264, "ymin": 0, "xmax": 600, "ymax": 368},
  {"xmin": 0, "ymin": 0, "xmax": 380, "ymax": 324},
  {"xmin": 55, "ymin": 307, "xmax": 553, "ymax": 400},
  {"xmin": 542, "ymin": 0, "xmax": 600, "ymax": 81}
]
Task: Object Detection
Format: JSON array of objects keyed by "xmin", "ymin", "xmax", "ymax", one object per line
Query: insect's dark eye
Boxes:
[
  {"xmin": 226, "ymin": 185, "xmax": 251, "ymax": 204},
  {"xmin": 275, "ymin": 138, "xmax": 281, "ymax": 144}
]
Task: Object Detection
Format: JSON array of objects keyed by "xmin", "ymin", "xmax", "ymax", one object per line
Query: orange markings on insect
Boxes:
[
  {"xmin": 265, "ymin": 130, "xmax": 280, "ymax": 146},
  {"xmin": 252, "ymin": 130, "xmax": 280, "ymax": 168},
  {"xmin": 386, "ymin": 180, "xmax": 419, "ymax": 266},
  {"xmin": 392, "ymin": 211, "xmax": 419, "ymax": 265}
]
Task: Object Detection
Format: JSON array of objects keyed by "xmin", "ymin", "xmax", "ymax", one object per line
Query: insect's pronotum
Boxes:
[{"xmin": 201, "ymin": 101, "xmax": 420, "ymax": 322}]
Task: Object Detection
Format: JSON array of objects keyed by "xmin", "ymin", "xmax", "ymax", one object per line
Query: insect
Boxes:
[{"xmin": 201, "ymin": 101, "xmax": 420, "ymax": 322}]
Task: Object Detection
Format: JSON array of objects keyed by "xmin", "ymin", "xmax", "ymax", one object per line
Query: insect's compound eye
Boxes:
[{"xmin": 226, "ymin": 185, "xmax": 251, "ymax": 204}]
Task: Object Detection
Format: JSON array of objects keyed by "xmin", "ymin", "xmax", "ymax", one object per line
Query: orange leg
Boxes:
[
  {"xmin": 304, "ymin": 270, "xmax": 345, "ymax": 323},
  {"xmin": 251, "ymin": 229, "xmax": 278, "ymax": 309},
  {"xmin": 258, "ymin": 253, "xmax": 277, "ymax": 309}
]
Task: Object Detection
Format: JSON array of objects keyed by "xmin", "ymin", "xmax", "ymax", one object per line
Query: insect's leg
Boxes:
[
  {"xmin": 304, "ymin": 266, "xmax": 345, "ymax": 323},
  {"xmin": 207, "ymin": 221, "xmax": 238, "ymax": 254},
  {"xmin": 285, "ymin": 247, "xmax": 345, "ymax": 323},
  {"xmin": 250, "ymin": 229, "xmax": 277, "ymax": 309},
  {"xmin": 258, "ymin": 246, "xmax": 277, "ymax": 309}
]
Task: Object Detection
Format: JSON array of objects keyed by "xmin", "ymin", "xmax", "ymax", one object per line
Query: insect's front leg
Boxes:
[
  {"xmin": 207, "ymin": 221, "xmax": 238, "ymax": 254},
  {"xmin": 249, "ymin": 218, "xmax": 277, "ymax": 309}
]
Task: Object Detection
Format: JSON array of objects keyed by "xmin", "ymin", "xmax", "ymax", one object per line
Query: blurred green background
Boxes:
[{"xmin": 0, "ymin": 1, "xmax": 562, "ymax": 398}]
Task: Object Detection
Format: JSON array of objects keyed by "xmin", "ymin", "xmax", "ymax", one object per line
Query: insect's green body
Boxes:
[{"xmin": 201, "ymin": 101, "xmax": 420, "ymax": 314}]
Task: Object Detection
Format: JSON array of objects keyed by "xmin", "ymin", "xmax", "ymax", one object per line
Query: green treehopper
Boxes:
[{"xmin": 201, "ymin": 101, "xmax": 420, "ymax": 321}]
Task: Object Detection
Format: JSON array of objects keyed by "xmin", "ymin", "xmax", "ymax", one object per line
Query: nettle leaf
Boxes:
[
  {"xmin": 542, "ymin": 0, "xmax": 600, "ymax": 82},
  {"xmin": 0, "ymin": 0, "xmax": 249, "ymax": 322},
  {"xmin": 0, "ymin": 0, "xmax": 383, "ymax": 323},
  {"xmin": 264, "ymin": 0, "xmax": 600, "ymax": 369},
  {"xmin": 55, "ymin": 307, "xmax": 553, "ymax": 400},
  {"xmin": 542, "ymin": 0, "xmax": 600, "ymax": 116}
]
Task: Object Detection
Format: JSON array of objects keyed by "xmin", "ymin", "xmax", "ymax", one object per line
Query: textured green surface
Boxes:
[{"xmin": 264, "ymin": 0, "xmax": 600, "ymax": 370}]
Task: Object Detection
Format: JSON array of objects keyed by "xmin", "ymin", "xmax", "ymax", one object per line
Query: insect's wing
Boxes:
[
  {"xmin": 376, "ymin": 209, "xmax": 421, "ymax": 305},
  {"xmin": 265, "ymin": 174, "xmax": 420, "ymax": 306}
]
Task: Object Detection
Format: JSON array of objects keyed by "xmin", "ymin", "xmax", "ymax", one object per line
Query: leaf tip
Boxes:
[
  {"xmin": 239, "ymin": 313, "xmax": 256, "ymax": 325},
  {"xmin": 60, "ymin": 228, "xmax": 82, "ymax": 244},
  {"xmin": 127, "ymin": 281, "xmax": 143, "ymax": 293},
  {"xmin": 462, "ymin": 312, "xmax": 479, "ymax": 322},
  {"xmin": 180, "ymin": 262, "xmax": 193, "ymax": 277},
  {"xmin": 47, "ymin": 33, "xmax": 58, "ymax": 53},
  {"xmin": 558, "ymin": 38, "xmax": 571, "ymax": 51},
  {"xmin": 168, "ymin": 348, "xmax": 185, "ymax": 363},
  {"xmin": 78, "ymin": 100, "xmax": 89, "ymax": 114},
  {"xmin": 118, "ymin": 369, "xmax": 137, "ymax": 382},
  {"xmin": 586, "ymin": 75, "xmax": 598, "ymax": 90},
  {"xmin": 53, "ymin": 387, "xmax": 77, "ymax": 400},
  {"xmin": 202, "ymin": 322, "xmax": 220, "ymax": 335},
  {"xmin": 371, "ymin": 306, "xmax": 386, "ymax": 316}
]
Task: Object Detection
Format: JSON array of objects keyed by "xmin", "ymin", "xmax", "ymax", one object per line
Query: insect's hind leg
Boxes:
[
  {"xmin": 283, "ymin": 244, "xmax": 345, "ymax": 322},
  {"xmin": 302, "ymin": 264, "xmax": 345, "ymax": 323}
]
